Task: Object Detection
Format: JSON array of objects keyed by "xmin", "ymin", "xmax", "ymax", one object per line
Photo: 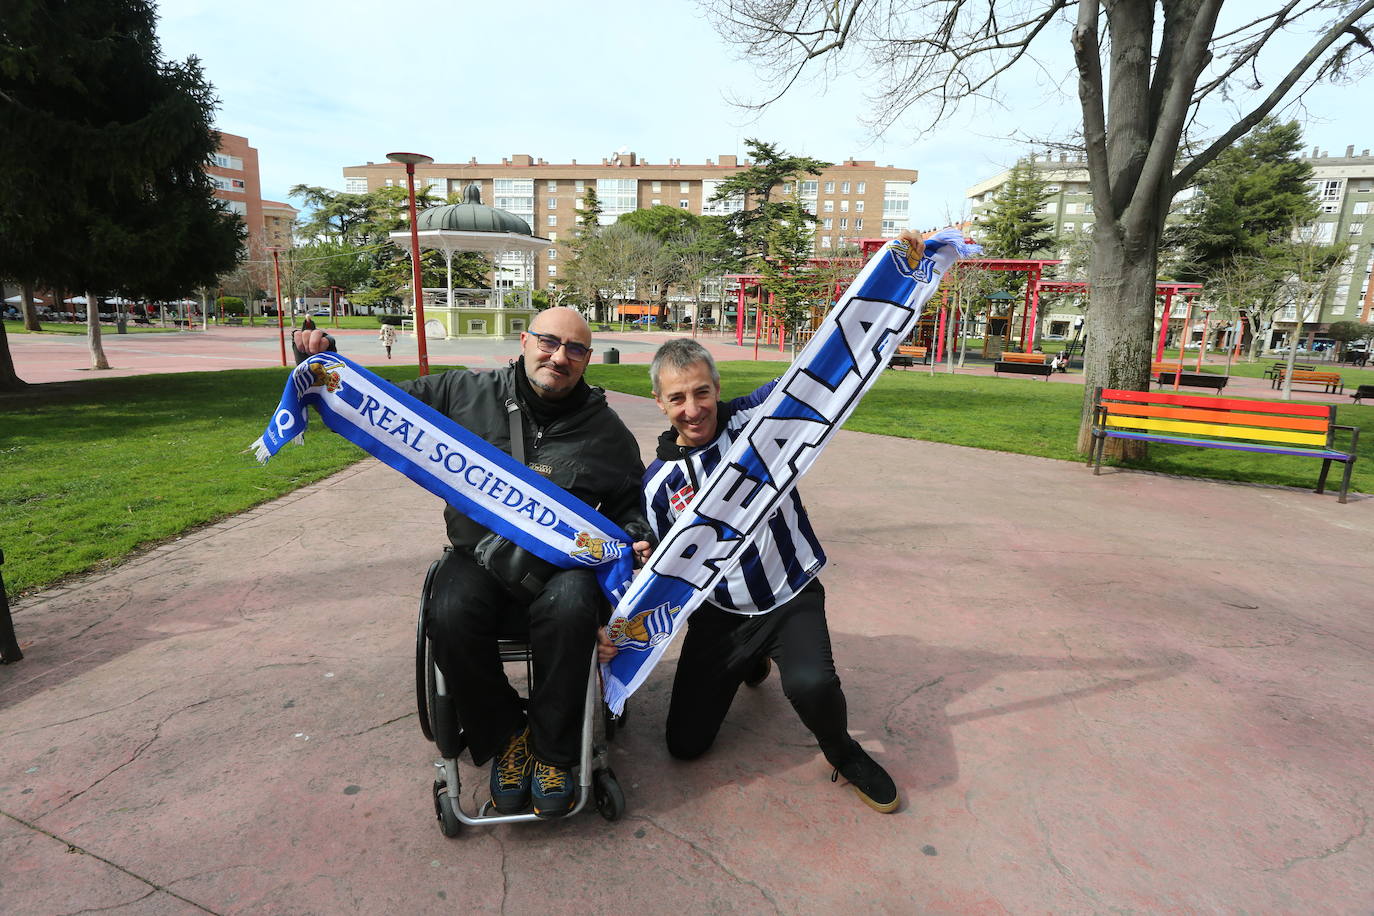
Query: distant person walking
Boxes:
[{"xmin": 379, "ymin": 323, "xmax": 397, "ymax": 359}]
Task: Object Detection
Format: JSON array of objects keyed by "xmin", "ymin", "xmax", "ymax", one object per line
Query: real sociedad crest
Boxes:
[
  {"xmin": 886, "ymin": 238, "xmax": 936, "ymax": 284},
  {"xmin": 606, "ymin": 601, "xmax": 681, "ymax": 651},
  {"xmin": 570, "ymin": 530, "xmax": 623, "ymax": 566}
]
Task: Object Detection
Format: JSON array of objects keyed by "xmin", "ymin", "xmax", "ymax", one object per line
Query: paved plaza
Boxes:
[{"xmin": 2, "ymin": 327, "xmax": 1373, "ymax": 913}]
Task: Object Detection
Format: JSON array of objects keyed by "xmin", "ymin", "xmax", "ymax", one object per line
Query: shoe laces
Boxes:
[
  {"xmin": 496, "ymin": 731, "xmax": 531, "ymax": 789},
  {"xmin": 534, "ymin": 761, "xmax": 568, "ymax": 793}
]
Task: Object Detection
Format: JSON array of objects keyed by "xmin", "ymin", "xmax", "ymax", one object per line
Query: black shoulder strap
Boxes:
[{"xmin": 505, "ymin": 398, "xmax": 525, "ymax": 464}]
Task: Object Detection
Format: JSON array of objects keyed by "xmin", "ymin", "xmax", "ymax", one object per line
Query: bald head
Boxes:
[{"xmin": 520, "ymin": 306, "xmax": 594, "ymax": 399}]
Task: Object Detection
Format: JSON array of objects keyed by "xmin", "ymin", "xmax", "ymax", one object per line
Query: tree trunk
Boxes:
[
  {"xmin": 1076, "ymin": 226, "xmax": 1158, "ymax": 457},
  {"xmin": 0, "ymin": 318, "xmax": 26, "ymax": 391},
  {"xmin": 86, "ymin": 292, "xmax": 110, "ymax": 370},
  {"xmin": 20, "ymin": 283, "xmax": 41, "ymax": 332}
]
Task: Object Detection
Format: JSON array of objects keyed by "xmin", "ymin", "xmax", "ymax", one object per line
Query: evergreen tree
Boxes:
[
  {"xmin": 1170, "ymin": 118, "xmax": 1318, "ymax": 279},
  {"xmin": 0, "ymin": 0, "xmax": 244, "ymax": 382},
  {"xmin": 980, "ymin": 159, "xmax": 1056, "ymax": 259},
  {"xmin": 709, "ymin": 138, "xmax": 830, "ymax": 268}
]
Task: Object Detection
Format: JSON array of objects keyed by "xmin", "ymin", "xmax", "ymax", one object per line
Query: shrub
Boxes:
[{"xmin": 218, "ymin": 296, "xmax": 246, "ymax": 315}]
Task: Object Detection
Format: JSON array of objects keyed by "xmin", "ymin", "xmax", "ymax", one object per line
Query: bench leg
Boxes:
[
  {"xmin": 1316, "ymin": 458, "xmax": 1332, "ymax": 495},
  {"xmin": 1092, "ymin": 431, "xmax": 1105, "ymax": 474},
  {"xmin": 1338, "ymin": 459, "xmax": 1354, "ymax": 504}
]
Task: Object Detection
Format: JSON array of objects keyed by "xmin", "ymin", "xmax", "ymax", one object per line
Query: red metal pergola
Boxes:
[{"xmin": 1037, "ymin": 279, "xmax": 1205, "ymax": 362}]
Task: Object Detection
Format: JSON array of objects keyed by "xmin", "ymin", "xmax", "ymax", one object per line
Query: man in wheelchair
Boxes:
[{"xmin": 295, "ymin": 307, "xmax": 652, "ymax": 818}]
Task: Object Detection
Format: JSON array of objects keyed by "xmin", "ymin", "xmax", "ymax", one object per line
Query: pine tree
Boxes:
[
  {"xmin": 979, "ymin": 159, "xmax": 1056, "ymax": 259},
  {"xmin": 709, "ymin": 139, "xmax": 830, "ymax": 268},
  {"xmin": 0, "ymin": 0, "xmax": 243, "ymax": 382}
]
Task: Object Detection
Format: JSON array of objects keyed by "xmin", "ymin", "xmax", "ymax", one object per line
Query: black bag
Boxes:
[{"xmin": 472, "ymin": 533, "xmax": 558, "ymax": 603}]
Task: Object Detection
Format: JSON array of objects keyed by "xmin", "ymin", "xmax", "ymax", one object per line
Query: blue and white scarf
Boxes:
[
  {"xmin": 251, "ymin": 355, "xmax": 636, "ymax": 600},
  {"xmin": 600, "ymin": 230, "xmax": 981, "ymax": 712}
]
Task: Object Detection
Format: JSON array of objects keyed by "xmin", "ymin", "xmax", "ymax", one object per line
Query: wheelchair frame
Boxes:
[{"xmin": 415, "ymin": 554, "xmax": 627, "ymax": 836}]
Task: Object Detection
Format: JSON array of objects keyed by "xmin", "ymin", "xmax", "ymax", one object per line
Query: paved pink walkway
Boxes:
[{"xmin": 3, "ymin": 331, "xmax": 1373, "ymax": 912}]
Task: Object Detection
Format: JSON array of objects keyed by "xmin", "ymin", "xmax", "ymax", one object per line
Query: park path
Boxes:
[{"xmin": 3, "ymin": 337, "xmax": 1373, "ymax": 911}]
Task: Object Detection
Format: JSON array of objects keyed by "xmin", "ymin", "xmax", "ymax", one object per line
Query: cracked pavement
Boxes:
[{"xmin": 3, "ymin": 389, "xmax": 1373, "ymax": 913}]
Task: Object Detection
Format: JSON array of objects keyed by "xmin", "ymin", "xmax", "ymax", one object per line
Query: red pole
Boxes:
[
  {"xmin": 735, "ymin": 285, "xmax": 745, "ymax": 346},
  {"xmin": 1174, "ymin": 298, "xmax": 1194, "ymax": 391},
  {"xmin": 1155, "ymin": 289, "xmax": 1173, "ymax": 361},
  {"xmin": 1195, "ymin": 305, "xmax": 1208, "ymax": 372},
  {"xmin": 936, "ymin": 305, "xmax": 947, "ymax": 363},
  {"xmin": 404, "ymin": 162, "xmax": 430, "ymax": 376},
  {"xmin": 271, "ymin": 248, "xmax": 286, "ymax": 366},
  {"xmin": 753, "ymin": 298, "xmax": 760, "ymax": 360},
  {"xmin": 1025, "ymin": 267, "xmax": 1041, "ymax": 354}
]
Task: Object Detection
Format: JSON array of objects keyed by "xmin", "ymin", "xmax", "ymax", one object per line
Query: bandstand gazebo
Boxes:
[{"xmin": 388, "ymin": 184, "xmax": 551, "ymax": 339}]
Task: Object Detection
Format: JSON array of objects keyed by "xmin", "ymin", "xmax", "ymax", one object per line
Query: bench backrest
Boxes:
[
  {"xmin": 897, "ymin": 345, "xmax": 927, "ymax": 356},
  {"xmin": 1151, "ymin": 361, "xmax": 1189, "ymax": 373},
  {"xmin": 1095, "ymin": 388, "xmax": 1336, "ymax": 450},
  {"xmin": 1282, "ymin": 370, "xmax": 1340, "ymax": 381},
  {"xmin": 1001, "ymin": 352, "xmax": 1048, "ymax": 364}
]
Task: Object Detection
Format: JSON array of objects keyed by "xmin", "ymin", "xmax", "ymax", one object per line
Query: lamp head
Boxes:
[{"xmin": 386, "ymin": 152, "xmax": 434, "ymax": 167}]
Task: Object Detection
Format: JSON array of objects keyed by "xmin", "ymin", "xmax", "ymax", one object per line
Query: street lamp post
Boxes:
[
  {"xmin": 387, "ymin": 151, "xmax": 435, "ymax": 375},
  {"xmin": 268, "ymin": 246, "xmax": 287, "ymax": 366}
]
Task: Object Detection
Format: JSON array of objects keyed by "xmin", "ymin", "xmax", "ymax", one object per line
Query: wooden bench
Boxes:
[
  {"xmin": 1090, "ymin": 387, "xmax": 1359, "ymax": 503},
  {"xmin": 1153, "ymin": 369, "xmax": 1229, "ymax": 391},
  {"xmin": 1271, "ymin": 370, "xmax": 1343, "ymax": 394},
  {"xmin": 888, "ymin": 345, "xmax": 928, "ymax": 368},
  {"xmin": 1351, "ymin": 385, "xmax": 1374, "ymax": 405},
  {"xmin": 994, "ymin": 351, "xmax": 1053, "ymax": 379},
  {"xmin": 1264, "ymin": 361, "xmax": 1315, "ymax": 379},
  {"xmin": 225, "ymin": 316, "xmax": 243, "ymax": 326}
]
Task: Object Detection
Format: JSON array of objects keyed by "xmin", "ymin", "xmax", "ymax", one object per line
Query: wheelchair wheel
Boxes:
[
  {"xmin": 433, "ymin": 778, "xmax": 461, "ymax": 837},
  {"xmin": 415, "ymin": 559, "xmax": 443, "ymax": 743},
  {"xmin": 593, "ymin": 767, "xmax": 626, "ymax": 822}
]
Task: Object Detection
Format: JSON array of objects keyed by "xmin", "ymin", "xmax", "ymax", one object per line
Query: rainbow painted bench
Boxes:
[{"xmin": 1090, "ymin": 388, "xmax": 1360, "ymax": 503}]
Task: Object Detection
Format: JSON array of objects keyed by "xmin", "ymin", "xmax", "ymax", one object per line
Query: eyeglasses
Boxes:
[{"xmin": 528, "ymin": 331, "xmax": 592, "ymax": 361}]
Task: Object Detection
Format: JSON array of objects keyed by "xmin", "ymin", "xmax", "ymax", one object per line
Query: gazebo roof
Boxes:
[{"xmin": 390, "ymin": 183, "xmax": 550, "ymax": 255}]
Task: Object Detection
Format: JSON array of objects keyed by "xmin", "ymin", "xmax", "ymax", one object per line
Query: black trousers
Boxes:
[
  {"xmin": 665, "ymin": 578, "xmax": 858, "ymax": 767},
  {"xmin": 426, "ymin": 549, "xmax": 604, "ymax": 769}
]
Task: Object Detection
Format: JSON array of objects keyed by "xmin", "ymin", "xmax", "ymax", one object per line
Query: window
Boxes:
[
  {"xmin": 856, "ymin": 181, "xmax": 866, "ymax": 193},
  {"xmin": 1045, "ymin": 185, "xmax": 1060, "ymax": 193},
  {"xmin": 820, "ymin": 235, "xmax": 832, "ymax": 248},
  {"xmin": 548, "ymin": 248, "xmax": 557, "ymax": 258},
  {"xmin": 824, "ymin": 181, "xmax": 835, "ymax": 193},
  {"xmin": 493, "ymin": 178, "xmax": 534, "ymax": 216},
  {"xmin": 548, "ymin": 197, "xmax": 557, "ymax": 208},
  {"xmin": 548, "ymin": 265, "xmax": 557, "ymax": 276},
  {"xmin": 1351, "ymin": 223, "xmax": 1365, "ymax": 235},
  {"xmin": 822, "ymin": 218, "xmax": 833, "ymax": 229},
  {"xmin": 651, "ymin": 199, "xmax": 661, "ymax": 206},
  {"xmin": 344, "ymin": 176, "xmax": 368, "ymax": 194},
  {"xmin": 800, "ymin": 180, "xmax": 818, "ymax": 196},
  {"xmin": 855, "ymin": 200, "xmax": 865, "ymax": 212},
  {"xmin": 840, "ymin": 200, "xmax": 849, "ymax": 212},
  {"xmin": 1354, "ymin": 202, "xmax": 1371, "ymax": 214},
  {"xmin": 1318, "ymin": 179, "xmax": 1343, "ymax": 200},
  {"xmin": 225, "ymin": 200, "xmax": 247, "ymax": 215},
  {"xmin": 426, "ymin": 177, "xmax": 445, "ymax": 194},
  {"xmin": 548, "ymin": 215, "xmax": 556, "ymax": 226},
  {"xmin": 839, "ymin": 218, "xmax": 848, "ymax": 229},
  {"xmin": 680, "ymin": 181, "xmax": 689, "ymax": 192},
  {"xmin": 1321, "ymin": 203, "xmax": 1340, "ymax": 213},
  {"xmin": 1064, "ymin": 203, "xmax": 1080, "ymax": 214},
  {"xmin": 211, "ymin": 153, "xmax": 243, "ymax": 170},
  {"xmin": 1063, "ymin": 222, "xmax": 1076, "ymax": 232},
  {"xmin": 701, "ymin": 179, "xmax": 744, "ymax": 215},
  {"xmin": 510, "ymin": 319, "xmax": 526, "ymax": 332},
  {"xmin": 1083, "ymin": 202, "xmax": 1094, "ymax": 214},
  {"xmin": 575, "ymin": 180, "xmax": 585, "ymax": 191},
  {"xmin": 823, "ymin": 200, "xmax": 834, "ymax": 212},
  {"xmin": 679, "ymin": 199, "xmax": 689, "ymax": 209},
  {"xmin": 467, "ymin": 319, "xmax": 487, "ymax": 334},
  {"xmin": 854, "ymin": 218, "xmax": 863, "ymax": 230},
  {"xmin": 883, "ymin": 181, "xmax": 910, "ymax": 217},
  {"xmin": 596, "ymin": 178, "xmax": 638, "ymax": 224},
  {"xmin": 547, "ymin": 180, "xmax": 557, "ymax": 191},
  {"xmin": 548, "ymin": 231, "xmax": 557, "ymax": 241},
  {"xmin": 841, "ymin": 182, "xmax": 850, "ymax": 194},
  {"xmin": 652, "ymin": 181, "xmax": 662, "ymax": 192}
]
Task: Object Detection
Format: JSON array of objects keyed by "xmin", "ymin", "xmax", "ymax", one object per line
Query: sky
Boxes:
[{"xmin": 154, "ymin": 0, "xmax": 1371, "ymax": 227}]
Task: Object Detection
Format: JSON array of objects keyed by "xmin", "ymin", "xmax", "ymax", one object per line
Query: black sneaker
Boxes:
[
  {"xmin": 832, "ymin": 747, "xmax": 899, "ymax": 813},
  {"xmin": 531, "ymin": 760, "xmax": 575, "ymax": 819},
  {"xmin": 744, "ymin": 656, "xmax": 772, "ymax": 688},
  {"xmin": 489, "ymin": 726, "xmax": 532, "ymax": 814}
]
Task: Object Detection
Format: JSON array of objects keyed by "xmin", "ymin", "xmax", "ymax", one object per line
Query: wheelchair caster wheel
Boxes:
[
  {"xmin": 593, "ymin": 767, "xmax": 626, "ymax": 822},
  {"xmin": 433, "ymin": 778, "xmax": 461, "ymax": 837}
]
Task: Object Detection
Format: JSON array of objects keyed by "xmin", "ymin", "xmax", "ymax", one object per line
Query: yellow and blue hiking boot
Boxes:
[
  {"xmin": 489, "ymin": 726, "xmax": 533, "ymax": 814},
  {"xmin": 531, "ymin": 760, "xmax": 575, "ymax": 818}
]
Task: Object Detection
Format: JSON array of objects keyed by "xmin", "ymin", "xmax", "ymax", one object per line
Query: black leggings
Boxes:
[
  {"xmin": 426, "ymin": 549, "xmax": 603, "ymax": 769},
  {"xmin": 665, "ymin": 579, "xmax": 857, "ymax": 767}
]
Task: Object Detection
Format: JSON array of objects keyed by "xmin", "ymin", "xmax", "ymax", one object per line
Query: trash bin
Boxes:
[{"xmin": 603, "ymin": 348, "xmax": 619, "ymax": 365}]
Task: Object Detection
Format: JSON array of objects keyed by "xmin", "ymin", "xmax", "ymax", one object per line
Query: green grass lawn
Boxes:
[
  {"xmin": 4, "ymin": 359, "xmax": 1369, "ymax": 597},
  {"xmin": 4, "ymin": 320, "xmax": 178, "ymax": 336},
  {"xmin": 0, "ymin": 364, "xmax": 460, "ymax": 595}
]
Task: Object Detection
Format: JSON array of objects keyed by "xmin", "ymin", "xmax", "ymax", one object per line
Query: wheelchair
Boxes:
[{"xmin": 415, "ymin": 551, "xmax": 628, "ymax": 836}]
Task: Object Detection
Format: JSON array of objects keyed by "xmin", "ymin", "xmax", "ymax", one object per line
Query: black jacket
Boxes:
[{"xmin": 399, "ymin": 363, "xmax": 652, "ymax": 550}]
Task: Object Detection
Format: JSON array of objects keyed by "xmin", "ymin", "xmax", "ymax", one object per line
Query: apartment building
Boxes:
[
  {"xmin": 341, "ymin": 152, "xmax": 916, "ymax": 290},
  {"xmin": 966, "ymin": 146, "xmax": 1374, "ymax": 347},
  {"xmin": 211, "ymin": 132, "xmax": 297, "ymax": 260}
]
